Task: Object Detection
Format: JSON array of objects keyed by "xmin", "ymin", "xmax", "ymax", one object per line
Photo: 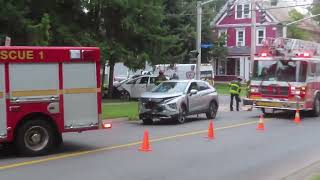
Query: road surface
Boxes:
[{"xmin": 0, "ymin": 109, "xmax": 320, "ymax": 180}]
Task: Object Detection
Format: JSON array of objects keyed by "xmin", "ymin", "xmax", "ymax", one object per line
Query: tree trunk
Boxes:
[{"xmin": 108, "ymin": 61, "xmax": 115, "ymax": 98}]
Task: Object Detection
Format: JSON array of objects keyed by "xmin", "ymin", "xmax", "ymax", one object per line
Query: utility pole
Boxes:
[
  {"xmin": 196, "ymin": 1, "xmax": 202, "ymax": 80},
  {"xmin": 250, "ymin": 0, "xmax": 256, "ymax": 76},
  {"xmin": 196, "ymin": 0, "xmax": 216, "ymax": 80},
  {"xmin": 283, "ymin": 13, "xmax": 320, "ymax": 38}
]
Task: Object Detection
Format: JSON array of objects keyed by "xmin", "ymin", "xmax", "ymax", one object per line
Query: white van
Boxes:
[{"xmin": 154, "ymin": 64, "xmax": 214, "ymax": 82}]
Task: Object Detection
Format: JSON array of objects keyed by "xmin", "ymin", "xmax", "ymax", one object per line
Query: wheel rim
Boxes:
[
  {"xmin": 24, "ymin": 126, "xmax": 49, "ymax": 151},
  {"xmin": 179, "ymin": 108, "xmax": 186, "ymax": 123},
  {"xmin": 210, "ymin": 104, "xmax": 216, "ymax": 118}
]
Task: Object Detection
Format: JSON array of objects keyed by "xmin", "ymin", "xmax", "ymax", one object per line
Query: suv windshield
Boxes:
[
  {"xmin": 152, "ymin": 82, "xmax": 188, "ymax": 93},
  {"xmin": 252, "ymin": 60, "xmax": 307, "ymax": 82}
]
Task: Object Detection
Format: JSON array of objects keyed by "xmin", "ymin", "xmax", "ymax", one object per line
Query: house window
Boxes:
[
  {"xmin": 218, "ymin": 29, "xmax": 227, "ymax": 46},
  {"xmin": 236, "ymin": 59, "xmax": 240, "ymax": 76},
  {"xmin": 236, "ymin": 4, "xmax": 251, "ymax": 19},
  {"xmin": 218, "ymin": 60, "xmax": 227, "ymax": 75},
  {"xmin": 236, "ymin": 29, "xmax": 245, "ymax": 47},
  {"xmin": 257, "ymin": 28, "xmax": 266, "ymax": 45}
]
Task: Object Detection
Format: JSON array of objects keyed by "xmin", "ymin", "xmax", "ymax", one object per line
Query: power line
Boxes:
[{"xmin": 165, "ymin": 2, "xmax": 319, "ymax": 17}]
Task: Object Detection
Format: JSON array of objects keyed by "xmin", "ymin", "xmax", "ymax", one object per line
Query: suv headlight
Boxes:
[{"xmin": 167, "ymin": 103, "xmax": 177, "ymax": 109}]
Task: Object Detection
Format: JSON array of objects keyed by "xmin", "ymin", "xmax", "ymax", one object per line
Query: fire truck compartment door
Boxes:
[
  {"xmin": 63, "ymin": 63, "xmax": 98, "ymax": 129},
  {"xmin": 0, "ymin": 64, "xmax": 6, "ymax": 137}
]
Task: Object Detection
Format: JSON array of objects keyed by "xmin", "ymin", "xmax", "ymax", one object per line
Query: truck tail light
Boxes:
[{"xmin": 102, "ymin": 122, "xmax": 112, "ymax": 129}]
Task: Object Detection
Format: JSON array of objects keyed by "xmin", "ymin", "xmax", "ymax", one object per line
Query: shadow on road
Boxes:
[{"xmin": 0, "ymin": 141, "xmax": 99, "ymax": 159}]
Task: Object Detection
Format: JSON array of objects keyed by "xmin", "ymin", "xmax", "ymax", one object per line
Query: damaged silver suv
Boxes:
[{"xmin": 139, "ymin": 80, "xmax": 219, "ymax": 124}]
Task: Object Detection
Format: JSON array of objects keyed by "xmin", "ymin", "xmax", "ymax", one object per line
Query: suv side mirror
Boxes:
[{"xmin": 190, "ymin": 89, "xmax": 198, "ymax": 95}]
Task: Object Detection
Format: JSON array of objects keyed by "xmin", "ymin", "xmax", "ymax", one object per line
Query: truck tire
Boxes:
[
  {"xmin": 15, "ymin": 119, "xmax": 56, "ymax": 156},
  {"xmin": 310, "ymin": 94, "xmax": 320, "ymax": 117}
]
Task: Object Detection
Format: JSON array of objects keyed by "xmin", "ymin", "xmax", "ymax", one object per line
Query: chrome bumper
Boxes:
[
  {"xmin": 243, "ymin": 98, "xmax": 307, "ymax": 110},
  {"xmin": 139, "ymin": 104, "xmax": 179, "ymax": 120}
]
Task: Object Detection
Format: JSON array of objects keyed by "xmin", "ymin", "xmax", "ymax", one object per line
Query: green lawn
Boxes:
[
  {"xmin": 311, "ymin": 176, "xmax": 320, "ymax": 180},
  {"xmin": 102, "ymin": 101, "xmax": 139, "ymax": 120},
  {"xmin": 214, "ymin": 83, "xmax": 247, "ymax": 96}
]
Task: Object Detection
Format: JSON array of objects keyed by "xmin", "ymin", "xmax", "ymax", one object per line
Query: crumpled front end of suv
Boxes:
[{"xmin": 139, "ymin": 94, "xmax": 184, "ymax": 120}]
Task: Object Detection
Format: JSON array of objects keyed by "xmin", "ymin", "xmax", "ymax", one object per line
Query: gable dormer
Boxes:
[
  {"xmin": 211, "ymin": 0, "xmax": 277, "ymax": 27},
  {"xmin": 234, "ymin": 2, "xmax": 251, "ymax": 19}
]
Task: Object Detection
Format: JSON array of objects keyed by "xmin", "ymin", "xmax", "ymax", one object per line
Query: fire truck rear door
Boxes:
[
  {"xmin": 0, "ymin": 64, "xmax": 7, "ymax": 138},
  {"xmin": 63, "ymin": 63, "xmax": 98, "ymax": 129}
]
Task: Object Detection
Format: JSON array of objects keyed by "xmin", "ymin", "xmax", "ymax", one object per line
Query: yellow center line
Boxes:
[{"xmin": 0, "ymin": 120, "xmax": 259, "ymax": 171}]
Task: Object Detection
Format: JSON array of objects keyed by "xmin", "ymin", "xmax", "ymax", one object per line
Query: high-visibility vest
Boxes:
[{"xmin": 229, "ymin": 81, "xmax": 241, "ymax": 95}]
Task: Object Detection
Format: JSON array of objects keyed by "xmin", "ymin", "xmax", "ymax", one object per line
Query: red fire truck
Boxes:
[
  {"xmin": 0, "ymin": 46, "xmax": 108, "ymax": 155},
  {"xmin": 244, "ymin": 38, "xmax": 320, "ymax": 116}
]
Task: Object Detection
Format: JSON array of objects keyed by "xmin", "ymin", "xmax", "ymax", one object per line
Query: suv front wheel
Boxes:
[{"xmin": 176, "ymin": 106, "xmax": 187, "ymax": 124}]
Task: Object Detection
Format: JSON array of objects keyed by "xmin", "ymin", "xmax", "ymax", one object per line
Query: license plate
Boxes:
[{"xmin": 256, "ymin": 101, "xmax": 283, "ymax": 107}]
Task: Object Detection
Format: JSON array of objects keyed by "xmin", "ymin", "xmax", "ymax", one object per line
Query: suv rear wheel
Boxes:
[{"xmin": 206, "ymin": 101, "xmax": 218, "ymax": 119}]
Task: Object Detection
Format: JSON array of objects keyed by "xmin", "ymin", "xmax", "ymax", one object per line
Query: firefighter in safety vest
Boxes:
[{"xmin": 229, "ymin": 77, "xmax": 242, "ymax": 111}]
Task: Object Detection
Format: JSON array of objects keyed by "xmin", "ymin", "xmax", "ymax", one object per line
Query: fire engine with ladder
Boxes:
[
  {"xmin": 0, "ymin": 46, "xmax": 111, "ymax": 156},
  {"xmin": 244, "ymin": 38, "xmax": 320, "ymax": 116}
]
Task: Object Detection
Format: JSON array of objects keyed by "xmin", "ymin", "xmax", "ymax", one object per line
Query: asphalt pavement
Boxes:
[{"xmin": 1, "ymin": 107, "xmax": 320, "ymax": 180}]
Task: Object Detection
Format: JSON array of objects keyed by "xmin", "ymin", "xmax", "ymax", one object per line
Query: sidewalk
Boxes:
[
  {"xmin": 218, "ymin": 95, "xmax": 252, "ymax": 112},
  {"xmin": 281, "ymin": 161, "xmax": 320, "ymax": 180}
]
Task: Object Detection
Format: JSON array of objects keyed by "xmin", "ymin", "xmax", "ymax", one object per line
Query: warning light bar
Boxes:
[{"xmin": 296, "ymin": 52, "xmax": 312, "ymax": 58}]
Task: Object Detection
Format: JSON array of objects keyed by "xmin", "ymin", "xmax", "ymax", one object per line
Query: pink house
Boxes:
[{"xmin": 211, "ymin": 0, "xmax": 284, "ymax": 81}]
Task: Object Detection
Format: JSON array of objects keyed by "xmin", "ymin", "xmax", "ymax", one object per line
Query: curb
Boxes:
[
  {"xmin": 282, "ymin": 161, "xmax": 320, "ymax": 180},
  {"xmin": 102, "ymin": 117, "xmax": 129, "ymax": 122}
]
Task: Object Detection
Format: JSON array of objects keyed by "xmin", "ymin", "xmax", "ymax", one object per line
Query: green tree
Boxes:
[
  {"xmin": 27, "ymin": 13, "xmax": 50, "ymax": 46},
  {"xmin": 311, "ymin": 3, "xmax": 320, "ymax": 24},
  {"xmin": 287, "ymin": 9, "xmax": 310, "ymax": 40},
  {"xmin": 84, "ymin": 0, "xmax": 169, "ymax": 97}
]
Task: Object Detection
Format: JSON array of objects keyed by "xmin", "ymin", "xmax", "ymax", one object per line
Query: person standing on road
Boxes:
[
  {"xmin": 229, "ymin": 77, "xmax": 242, "ymax": 111},
  {"xmin": 155, "ymin": 70, "xmax": 167, "ymax": 85}
]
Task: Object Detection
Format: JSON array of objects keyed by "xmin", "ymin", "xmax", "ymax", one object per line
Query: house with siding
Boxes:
[{"xmin": 210, "ymin": 0, "xmax": 320, "ymax": 82}]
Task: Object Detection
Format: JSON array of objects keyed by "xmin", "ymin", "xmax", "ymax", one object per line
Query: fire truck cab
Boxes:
[
  {"xmin": 0, "ymin": 46, "xmax": 104, "ymax": 155},
  {"xmin": 244, "ymin": 38, "xmax": 320, "ymax": 116}
]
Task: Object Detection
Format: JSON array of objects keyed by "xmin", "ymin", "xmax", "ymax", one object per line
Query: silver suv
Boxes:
[{"xmin": 139, "ymin": 80, "xmax": 219, "ymax": 124}]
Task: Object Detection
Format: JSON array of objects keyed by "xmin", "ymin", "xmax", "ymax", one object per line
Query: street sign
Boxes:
[{"xmin": 201, "ymin": 44, "xmax": 213, "ymax": 48}]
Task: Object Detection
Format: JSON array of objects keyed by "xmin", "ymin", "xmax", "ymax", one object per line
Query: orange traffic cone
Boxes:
[
  {"xmin": 139, "ymin": 129, "xmax": 152, "ymax": 152},
  {"xmin": 207, "ymin": 120, "xmax": 215, "ymax": 139},
  {"xmin": 294, "ymin": 110, "xmax": 301, "ymax": 124},
  {"xmin": 256, "ymin": 115, "xmax": 265, "ymax": 131}
]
